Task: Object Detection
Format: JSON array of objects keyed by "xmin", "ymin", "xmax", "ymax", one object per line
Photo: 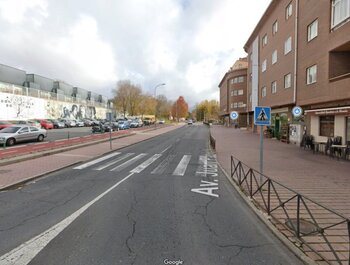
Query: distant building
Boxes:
[{"xmin": 218, "ymin": 58, "xmax": 248, "ymax": 127}]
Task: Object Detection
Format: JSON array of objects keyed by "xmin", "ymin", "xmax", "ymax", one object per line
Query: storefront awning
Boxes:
[{"xmin": 305, "ymin": 106, "xmax": 350, "ymax": 116}]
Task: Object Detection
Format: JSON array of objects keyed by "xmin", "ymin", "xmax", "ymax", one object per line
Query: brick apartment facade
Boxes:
[
  {"xmin": 238, "ymin": 0, "xmax": 350, "ymax": 144},
  {"xmin": 219, "ymin": 58, "xmax": 248, "ymax": 127}
]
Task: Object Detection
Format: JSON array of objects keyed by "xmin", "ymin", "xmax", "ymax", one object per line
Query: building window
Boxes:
[
  {"xmin": 230, "ymin": 90, "xmax": 234, "ymax": 96},
  {"xmin": 284, "ymin": 37, "xmax": 292, "ymax": 54},
  {"xmin": 262, "ymin": 34, "xmax": 268, "ymax": 46},
  {"xmin": 331, "ymin": 0, "xmax": 350, "ymax": 28},
  {"xmin": 271, "ymin": 81, "xmax": 277, "ymax": 94},
  {"xmin": 284, "ymin": 73, "xmax": 292, "ymax": 88},
  {"xmin": 320, "ymin": 116, "xmax": 334, "ymax": 137},
  {"xmin": 238, "ymin": 76, "xmax": 244, "ymax": 83},
  {"xmin": 233, "ymin": 90, "xmax": 238, "ymax": 96},
  {"xmin": 307, "ymin": 65, "xmax": 317, "ymax": 84},
  {"xmin": 308, "ymin": 19, "xmax": 318, "ymax": 42},
  {"xmin": 272, "ymin": 50, "xmax": 277, "ymax": 64},
  {"xmin": 230, "ymin": 103, "xmax": 234, "ymax": 109},
  {"xmin": 262, "ymin": 59, "xmax": 267, "ymax": 72},
  {"xmin": 233, "ymin": 102, "xmax": 238, "ymax": 108},
  {"xmin": 238, "ymin": 102, "xmax": 245, "ymax": 108},
  {"xmin": 286, "ymin": 2, "xmax": 293, "ymax": 20},
  {"xmin": 261, "ymin": 86, "xmax": 267, "ymax": 97},
  {"xmin": 272, "ymin": 20, "xmax": 278, "ymax": 35},
  {"xmin": 238, "ymin": 89, "xmax": 244, "ymax": 95}
]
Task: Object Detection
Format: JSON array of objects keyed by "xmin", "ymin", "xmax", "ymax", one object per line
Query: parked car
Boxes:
[
  {"xmin": 143, "ymin": 118, "xmax": 154, "ymax": 126},
  {"xmin": 103, "ymin": 122, "xmax": 119, "ymax": 131},
  {"xmin": 27, "ymin": 120, "xmax": 41, "ymax": 128},
  {"xmin": 158, "ymin": 120, "xmax": 165, "ymax": 124},
  {"xmin": 47, "ymin": 119, "xmax": 65, "ymax": 129},
  {"xmin": 35, "ymin": 119, "xmax": 54, "ymax": 130},
  {"xmin": 0, "ymin": 125, "xmax": 47, "ymax": 146},
  {"xmin": 187, "ymin": 119, "xmax": 193, "ymax": 125},
  {"xmin": 74, "ymin": 120, "xmax": 85, "ymax": 127},
  {"xmin": 59, "ymin": 119, "xmax": 76, "ymax": 127},
  {"xmin": 118, "ymin": 120, "xmax": 130, "ymax": 130},
  {"xmin": 130, "ymin": 119, "xmax": 143, "ymax": 128},
  {"xmin": 0, "ymin": 121, "xmax": 14, "ymax": 130},
  {"xmin": 83, "ymin": 119, "xmax": 94, "ymax": 126}
]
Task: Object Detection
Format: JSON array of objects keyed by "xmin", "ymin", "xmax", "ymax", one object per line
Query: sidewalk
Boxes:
[
  {"xmin": 211, "ymin": 125, "xmax": 350, "ymax": 265},
  {"xmin": 0, "ymin": 124, "xmax": 182, "ymax": 190}
]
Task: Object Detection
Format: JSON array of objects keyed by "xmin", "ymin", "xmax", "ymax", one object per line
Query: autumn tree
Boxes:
[
  {"xmin": 113, "ymin": 80, "xmax": 143, "ymax": 117},
  {"xmin": 138, "ymin": 94, "xmax": 156, "ymax": 118},
  {"xmin": 195, "ymin": 100, "xmax": 219, "ymax": 121},
  {"xmin": 171, "ymin": 96, "xmax": 189, "ymax": 121},
  {"xmin": 156, "ymin": 95, "xmax": 172, "ymax": 119}
]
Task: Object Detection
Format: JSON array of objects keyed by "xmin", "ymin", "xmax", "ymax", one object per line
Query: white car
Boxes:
[{"xmin": 0, "ymin": 125, "xmax": 47, "ymax": 146}]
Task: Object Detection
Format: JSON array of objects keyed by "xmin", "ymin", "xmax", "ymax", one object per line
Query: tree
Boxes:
[
  {"xmin": 156, "ymin": 95, "xmax": 172, "ymax": 119},
  {"xmin": 171, "ymin": 96, "xmax": 188, "ymax": 121},
  {"xmin": 138, "ymin": 94, "xmax": 156, "ymax": 118},
  {"xmin": 113, "ymin": 80, "xmax": 131, "ymax": 118},
  {"xmin": 127, "ymin": 84, "xmax": 142, "ymax": 116},
  {"xmin": 195, "ymin": 99, "xmax": 219, "ymax": 121}
]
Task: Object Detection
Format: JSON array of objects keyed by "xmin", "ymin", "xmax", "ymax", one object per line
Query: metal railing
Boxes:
[
  {"xmin": 230, "ymin": 156, "xmax": 350, "ymax": 265},
  {"xmin": 0, "ymin": 81, "xmax": 111, "ymax": 109}
]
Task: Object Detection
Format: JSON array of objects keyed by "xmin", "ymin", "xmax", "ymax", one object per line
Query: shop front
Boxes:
[
  {"xmin": 271, "ymin": 107, "xmax": 292, "ymax": 140},
  {"xmin": 305, "ymin": 106, "xmax": 350, "ymax": 144}
]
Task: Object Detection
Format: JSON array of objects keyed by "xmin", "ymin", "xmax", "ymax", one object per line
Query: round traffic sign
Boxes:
[
  {"xmin": 292, "ymin": 106, "xmax": 303, "ymax": 117},
  {"xmin": 230, "ymin": 111, "xmax": 239, "ymax": 120}
]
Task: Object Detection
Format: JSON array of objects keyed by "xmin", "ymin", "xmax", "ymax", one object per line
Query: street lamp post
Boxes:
[{"xmin": 154, "ymin": 83, "xmax": 166, "ymax": 129}]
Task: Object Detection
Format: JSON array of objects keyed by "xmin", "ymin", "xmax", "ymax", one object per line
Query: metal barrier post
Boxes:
[
  {"xmin": 347, "ymin": 219, "xmax": 350, "ymax": 265},
  {"xmin": 297, "ymin": 194, "xmax": 301, "ymax": 238},
  {"xmin": 267, "ymin": 179, "xmax": 271, "ymax": 215},
  {"xmin": 249, "ymin": 170, "xmax": 253, "ymax": 197}
]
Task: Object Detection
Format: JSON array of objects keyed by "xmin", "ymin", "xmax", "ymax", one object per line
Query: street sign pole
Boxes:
[
  {"xmin": 260, "ymin": 125, "xmax": 263, "ymax": 175},
  {"xmin": 254, "ymin": 106, "xmax": 271, "ymax": 185}
]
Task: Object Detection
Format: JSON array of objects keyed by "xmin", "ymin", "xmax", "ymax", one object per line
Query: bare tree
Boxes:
[{"xmin": 128, "ymin": 84, "xmax": 142, "ymax": 116}]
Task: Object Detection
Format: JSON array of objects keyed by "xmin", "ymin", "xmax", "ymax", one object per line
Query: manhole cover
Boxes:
[{"xmin": 285, "ymin": 218, "xmax": 319, "ymax": 235}]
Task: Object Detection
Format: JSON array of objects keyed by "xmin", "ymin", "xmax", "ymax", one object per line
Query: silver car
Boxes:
[{"xmin": 0, "ymin": 125, "xmax": 47, "ymax": 146}]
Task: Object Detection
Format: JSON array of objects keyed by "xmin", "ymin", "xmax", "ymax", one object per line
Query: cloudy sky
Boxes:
[{"xmin": 0, "ymin": 0, "xmax": 270, "ymax": 107}]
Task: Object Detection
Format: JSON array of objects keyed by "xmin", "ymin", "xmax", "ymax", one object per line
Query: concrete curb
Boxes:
[{"xmin": 213, "ymin": 149, "xmax": 318, "ymax": 265}]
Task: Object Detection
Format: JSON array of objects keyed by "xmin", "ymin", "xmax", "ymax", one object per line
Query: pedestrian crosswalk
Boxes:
[{"xmin": 73, "ymin": 151, "xmax": 209, "ymax": 176}]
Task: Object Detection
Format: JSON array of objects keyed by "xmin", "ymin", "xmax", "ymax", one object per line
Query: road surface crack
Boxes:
[
  {"xmin": 194, "ymin": 197, "xmax": 218, "ymax": 237},
  {"xmin": 125, "ymin": 192, "xmax": 138, "ymax": 265}
]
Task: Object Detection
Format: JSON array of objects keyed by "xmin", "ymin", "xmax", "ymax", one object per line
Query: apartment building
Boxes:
[
  {"xmin": 244, "ymin": 0, "xmax": 297, "ymax": 137},
  {"xmin": 219, "ymin": 58, "xmax": 248, "ymax": 127},
  {"xmin": 243, "ymin": 0, "xmax": 350, "ymax": 144},
  {"xmin": 298, "ymin": 0, "xmax": 350, "ymax": 144}
]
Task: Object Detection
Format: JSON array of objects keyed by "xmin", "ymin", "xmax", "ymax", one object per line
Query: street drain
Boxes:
[{"xmin": 285, "ymin": 218, "xmax": 319, "ymax": 235}]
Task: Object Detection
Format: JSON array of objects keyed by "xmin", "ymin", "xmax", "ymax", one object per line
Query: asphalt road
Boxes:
[{"xmin": 0, "ymin": 124, "xmax": 304, "ymax": 265}]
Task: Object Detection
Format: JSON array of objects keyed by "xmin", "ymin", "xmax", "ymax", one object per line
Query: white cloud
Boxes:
[
  {"xmin": 0, "ymin": 0, "xmax": 271, "ymax": 106},
  {"xmin": 0, "ymin": 0, "xmax": 48, "ymax": 25},
  {"xmin": 48, "ymin": 15, "xmax": 117, "ymax": 85}
]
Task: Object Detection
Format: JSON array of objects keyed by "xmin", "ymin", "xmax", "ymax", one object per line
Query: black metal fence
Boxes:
[{"xmin": 230, "ymin": 156, "xmax": 350, "ymax": 265}]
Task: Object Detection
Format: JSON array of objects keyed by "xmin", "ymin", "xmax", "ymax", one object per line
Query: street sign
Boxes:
[
  {"xmin": 292, "ymin": 106, "xmax": 303, "ymax": 117},
  {"xmin": 230, "ymin": 111, "xmax": 239, "ymax": 120},
  {"xmin": 254, "ymin": 106, "xmax": 271, "ymax": 126}
]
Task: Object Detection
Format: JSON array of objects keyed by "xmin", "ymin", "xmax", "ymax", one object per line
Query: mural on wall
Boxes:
[
  {"xmin": 0, "ymin": 92, "xmax": 108, "ymax": 120},
  {"xmin": 0, "ymin": 93, "xmax": 45, "ymax": 119}
]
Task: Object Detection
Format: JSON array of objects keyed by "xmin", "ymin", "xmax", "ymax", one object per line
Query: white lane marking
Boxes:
[
  {"xmin": 160, "ymin": 145, "xmax": 171, "ymax": 154},
  {"xmin": 130, "ymin": 154, "xmax": 162, "ymax": 173},
  {"xmin": 195, "ymin": 155, "xmax": 208, "ymax": 177},
  {"xmin": 0, "ymin": 172, "xmax": 135, "ymax": 265},
  {"xmin": 73, "ymin": 152, "xmax": 121, "ymax": 170},
  {"xmin": 151, "ymin": 154, "xmax": 176, "ymax": 174},
  {"xmin": 173, "ymin": 155, "xmax": 191, "ymax": 176},
  {"xmin": 94, "ymin": 153, "xmax": 134, "ymax": 171},
  {"xmin": 110, "ymin": 153, "xmax": 147, "ymax": 172}
]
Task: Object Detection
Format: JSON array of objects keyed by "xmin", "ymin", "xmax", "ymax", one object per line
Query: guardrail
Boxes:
[{"xmin": 230, "ymin": 156, "xmax": 350, "ymax": 265}]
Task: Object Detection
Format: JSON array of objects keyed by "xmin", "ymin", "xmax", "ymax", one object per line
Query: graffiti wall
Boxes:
[{"xmin": 0, "ymin": 92, "xmax": 108, "ymax": 120}]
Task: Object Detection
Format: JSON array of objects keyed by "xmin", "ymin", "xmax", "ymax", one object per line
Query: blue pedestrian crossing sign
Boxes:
[
  {"xmin": 230, "ymin": 111, "xmax": 239, "ymax": 120},
  {"xmin": 254, "ymin": 106, "xmax": 271, "ymax": 126}
]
